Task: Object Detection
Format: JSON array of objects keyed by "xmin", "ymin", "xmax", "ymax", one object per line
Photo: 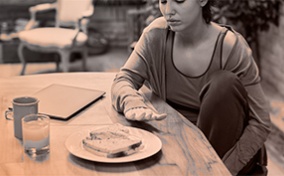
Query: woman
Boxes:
[{"xmin": 111, "ymin": 0, "xmax": 271, "ymax": 175}]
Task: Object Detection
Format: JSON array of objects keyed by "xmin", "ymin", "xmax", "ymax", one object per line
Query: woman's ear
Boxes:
[{"xmin": 200, "ymin": 0, "xmax": 208, "ymax": 7}]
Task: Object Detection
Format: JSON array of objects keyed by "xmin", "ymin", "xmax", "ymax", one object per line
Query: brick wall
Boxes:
[{"xmin": 259, "ymin": 4, "xmax": 284, "ymax": 97}]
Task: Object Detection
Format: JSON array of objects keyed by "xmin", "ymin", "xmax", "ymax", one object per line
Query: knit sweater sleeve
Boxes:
[
  {"xmin": 222, "ymin": 33, "xmax": 271, "ymax": 174},
  {"xmin": 111, "ymin": 18, "xmax": 168, "ymax": 113},
  {"xmin": 111, "ymin": 36, "xmax": 150, "ymax": 113}
]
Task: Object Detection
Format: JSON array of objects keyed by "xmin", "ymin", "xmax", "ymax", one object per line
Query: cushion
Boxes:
[{"xmin": 18, "ymin": 28, "xmax": 88, "ymax": 49}]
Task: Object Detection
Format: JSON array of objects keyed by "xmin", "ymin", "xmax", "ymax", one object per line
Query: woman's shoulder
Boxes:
[
  {"xmin": 133, "ymin": 17, "xmax": 168, "ymax": 62},
  {"xmin": 220, "ymin": 25, "xmax": 253, "ymax": 59},
  {"xmin": 218, "ymin": 24, "xmax": 255, "ymax": 69},
  {"xmin": 221, "ymin": 25, "xmax": 251, "ymax": 51},
  {"xmin": 143, "ymin": 17, "xmax": 168, "ymax": 34},
  {"xmin": 138, "ymin": 17, "xmax": 169, "ymax": 45}
]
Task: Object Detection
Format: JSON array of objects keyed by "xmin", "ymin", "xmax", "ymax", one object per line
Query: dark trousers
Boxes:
[
  {"xmin": 168, "ymin": 71, "xmax": 267, "ymax": 175},
  {"xmin": 199, "ymin": 71, "xmax": 267, "ymax": 175}
]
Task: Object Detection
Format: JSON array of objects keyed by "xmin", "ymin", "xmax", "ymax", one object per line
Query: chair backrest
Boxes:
[{"xmin": 55, "ymin": 0, "xmax": 94, "ymax": 29}]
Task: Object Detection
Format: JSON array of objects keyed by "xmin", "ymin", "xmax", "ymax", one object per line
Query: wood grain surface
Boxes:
[{"xmin": 0, "ymin": 72, "xmax": 230, "ymax": 175}]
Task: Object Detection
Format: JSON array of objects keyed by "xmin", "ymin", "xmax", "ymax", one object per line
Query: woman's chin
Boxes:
[{"xmin": 168, "ymin": 25, "xmax": 183, "ymax": 32}]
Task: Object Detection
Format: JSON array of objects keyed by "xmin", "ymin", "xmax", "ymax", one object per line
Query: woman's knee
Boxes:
[
  {"xmin": 210, "ymin": 70, "xmax": 241, "ymax": 90},
  {"xmin": 197, "ymin": 72, "xmax": 249, "ymax": 157},
  {"xmin": 203, "ymin": 70, "xmax": 246, "ymax": 98}
]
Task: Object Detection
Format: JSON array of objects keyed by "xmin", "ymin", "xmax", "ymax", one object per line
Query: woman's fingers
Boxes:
[
  {"xmin": 136, "ymin": 111, "xmax": 146, "ymax": 121},
  {"xmin": 125, "ymin": 108, "xmax": 145, "ymax": 121},
  {"xmin": 125, "ymin": 110, "xmax": 136, "ymax": 120},
  {"xmin": 125, "ymin": 107, "xmax": 167, "ymax": 121},
  {"xmin": 153, "ymin": 112, "xmax": 167, "ymax": 120}
]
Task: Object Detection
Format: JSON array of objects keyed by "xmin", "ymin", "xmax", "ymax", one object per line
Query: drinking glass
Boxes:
[{"xmin": 22, "ymin": 114, "xmax": 50, "ymax": 157}]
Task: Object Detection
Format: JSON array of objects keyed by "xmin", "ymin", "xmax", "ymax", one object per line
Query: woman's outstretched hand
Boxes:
[{"xmin": 124, "ymin": 107, "xmax": 167, "ymax": 121}]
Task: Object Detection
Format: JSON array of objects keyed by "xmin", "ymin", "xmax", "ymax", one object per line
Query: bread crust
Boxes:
[{"xmin": 82, "ymin": 124, "xmax": 143, "ymax": 158}]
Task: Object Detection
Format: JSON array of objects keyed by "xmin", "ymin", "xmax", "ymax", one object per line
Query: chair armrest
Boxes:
[
  {"xmin": 24, "ymin": 3, "xmax": 57, "ymax": 31},
  {"xmin": 76, "ymin": 6, "xmax": 94, "ymax": 34},
  {"xmin": 81, "ymin": 6, "xmax": 94, "ymax": 19},
  {"xmin": 79, "ymin": 6, "xmax": 94, "ymax": 27},
  {"xmin": 29, "ymin": 3, "xmax": 57, "ymax": 14},
  {"xmin": 72, "ymin": 5, "xmax": 94, "ymax": 46}
]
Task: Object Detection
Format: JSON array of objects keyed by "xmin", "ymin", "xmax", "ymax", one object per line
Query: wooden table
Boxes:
[{"xmin": 0, "ymin": 72, "xmax": 230, "ymax": 176}]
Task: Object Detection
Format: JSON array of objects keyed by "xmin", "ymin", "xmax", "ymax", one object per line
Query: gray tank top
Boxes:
[{"xmin": 165, "ymin": 28, "xmax": 229, "ymax": 122}]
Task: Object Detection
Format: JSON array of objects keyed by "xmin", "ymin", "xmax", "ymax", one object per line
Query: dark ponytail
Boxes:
[{"xmin": 202, "ymin": 0, "xmax": 215, "ymax": 23}]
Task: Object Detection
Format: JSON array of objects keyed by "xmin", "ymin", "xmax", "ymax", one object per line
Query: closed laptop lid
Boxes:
[{"xmin": 32, "ymin": 84, "xmax": 105, "ymax": 120}]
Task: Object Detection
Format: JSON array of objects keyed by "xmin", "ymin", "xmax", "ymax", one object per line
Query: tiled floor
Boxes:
[
  {"xmin": 0, "ymin": 46, "xmax": 130, "ymax": 77},
  {"xmin": 1, "ymin": 47, "xmax": 284, "ymax": 175}
]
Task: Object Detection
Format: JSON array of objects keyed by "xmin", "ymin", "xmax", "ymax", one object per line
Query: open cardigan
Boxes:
[{"xmin": 111, "ymin": 17, "xmax": 271, "ymax": 173}]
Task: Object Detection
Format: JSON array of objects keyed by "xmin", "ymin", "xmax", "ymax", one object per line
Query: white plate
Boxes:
[{"xmin": 65, "ymin": 125, "xmax": 162, "ymax": 163}]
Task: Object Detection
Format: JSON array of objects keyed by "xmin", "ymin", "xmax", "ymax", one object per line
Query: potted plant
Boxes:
[{"xmin": 212, "ymin": 0, "xmax": 282, "ymax": 69}]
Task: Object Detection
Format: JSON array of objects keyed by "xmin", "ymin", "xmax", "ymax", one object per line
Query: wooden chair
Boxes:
[{"xmin": 17, "ymin": 0, "xmax": 94, "ymax": 75}]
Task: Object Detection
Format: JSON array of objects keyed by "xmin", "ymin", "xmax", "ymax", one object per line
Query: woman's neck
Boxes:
[{"xmin": 175, "ymin": 22, "xmax": 215, "ymax": 48}]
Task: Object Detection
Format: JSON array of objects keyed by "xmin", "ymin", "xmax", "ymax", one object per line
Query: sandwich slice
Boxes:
[{"xmin": 82, "ymin": 123, "xmax": 143, "ymax": 158}]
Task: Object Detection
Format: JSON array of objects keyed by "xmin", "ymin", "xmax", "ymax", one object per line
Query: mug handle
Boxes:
[{"xmin": 5, "ymin": 108, "xmax": 13, "ymax": 120}]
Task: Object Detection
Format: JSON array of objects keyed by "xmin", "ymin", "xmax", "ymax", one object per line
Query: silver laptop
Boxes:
[{"xmin": 32, "ymin": 84, "xmax": 105, "ymax": 120}]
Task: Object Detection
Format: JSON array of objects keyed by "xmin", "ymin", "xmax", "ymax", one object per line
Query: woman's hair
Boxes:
[{"xmin": 202, "ymin": 0, "xmax": 215, "ymax": 23}]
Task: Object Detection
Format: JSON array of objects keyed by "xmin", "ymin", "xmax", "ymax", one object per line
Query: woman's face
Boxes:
[{"xmin": 159, "ymin": 0, "xmax": 205, "ymax": 32}]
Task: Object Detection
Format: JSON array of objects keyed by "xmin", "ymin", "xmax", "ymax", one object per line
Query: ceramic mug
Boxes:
[{"xmin": 5, "ymin": 97, "xmax": 39, "ymax": 140}]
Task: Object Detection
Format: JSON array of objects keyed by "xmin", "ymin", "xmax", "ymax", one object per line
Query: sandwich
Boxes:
[{"xmin": 82, "ymin": 123, "xmax": 143, "ymax": 158}]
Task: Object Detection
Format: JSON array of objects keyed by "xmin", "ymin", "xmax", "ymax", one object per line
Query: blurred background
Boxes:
[{"xmin": 0, "ymin": 0, "xmax": 284, "ymax": 174}]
